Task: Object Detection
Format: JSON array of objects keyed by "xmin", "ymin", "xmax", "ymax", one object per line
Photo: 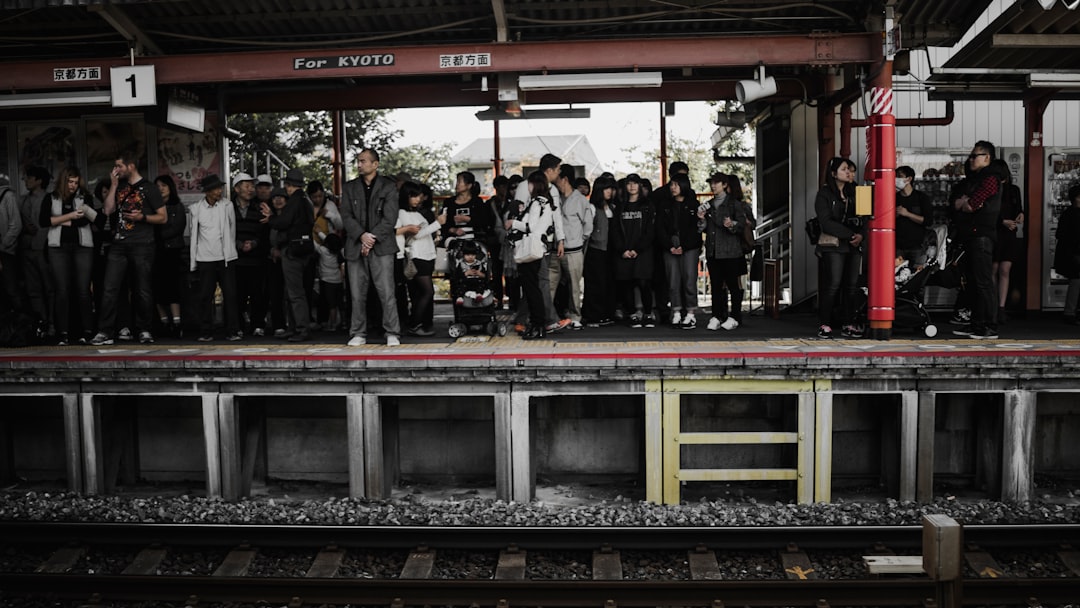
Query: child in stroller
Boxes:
[
  {"xmin": 855, "ymin": 228, "xmax": 944, "ymax": 337},
  {"xmin": 447, "ymin": 239, "xmax": 508, "ymax": 338}
]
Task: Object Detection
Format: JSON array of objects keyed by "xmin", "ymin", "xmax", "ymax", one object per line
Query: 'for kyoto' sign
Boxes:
[{"xmin": 293, "ymin": 54, "xmax": 395, "ymax": 70}]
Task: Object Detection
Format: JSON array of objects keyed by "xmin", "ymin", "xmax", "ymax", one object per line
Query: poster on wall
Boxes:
[
  {"xmin": 157, "ymin": 113, "xmax": 220, "ymax": 204},
  {"xmin": 85, "ymin": 117, "xmax": 147, "ymax": 189},
  {"xmin": 17, "ymin": 124, "xmax": 77, "ymax": 194}
]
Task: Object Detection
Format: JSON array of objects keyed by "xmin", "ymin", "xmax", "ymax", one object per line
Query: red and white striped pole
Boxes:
[{"xmin": 866, "ymin": 50, "xmax": 896, "ymax": 338}]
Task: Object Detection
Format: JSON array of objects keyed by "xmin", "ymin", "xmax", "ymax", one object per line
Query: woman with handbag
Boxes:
[
  {"xmin": 506, "ymin": 171, "xmax": 555, "ymax": 340},
  {"xmin": 396, "ymin": 181, "xmax": 444, "ymax": 336},
  {"xmin": 814, "ymin": 157, "xmax": 865, "ymax": 339}
]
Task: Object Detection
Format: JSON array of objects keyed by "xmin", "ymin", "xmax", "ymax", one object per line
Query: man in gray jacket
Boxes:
[
  {"xmin": 552, "ymin": 164, "xmax": 593, "ymax": 329},
  {"xmin": 340, "ymin": 148, "xmax": 401, "ymax": 346}
]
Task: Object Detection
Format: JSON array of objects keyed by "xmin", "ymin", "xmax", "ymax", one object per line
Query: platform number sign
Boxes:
[{"xmin": 110, "ymin": 65, "xmax": 156, "ymax": 108}]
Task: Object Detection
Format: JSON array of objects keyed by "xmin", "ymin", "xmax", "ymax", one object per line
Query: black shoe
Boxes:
[
  {"xmin": 56, "ymin": 333, "xmax": 69, "ymax": 346},
  {"xmin": 288, "ymin": 331, "xmax": 309, "ymax": 342},
  {"xmin": 643, "ymin": 315, "xmax": 656, "ymax": 328},
  {"xmin": 997, "ymin": 308, "xmax": 1008, "ymax": 325},
  {"xmin": 971, "ymin": 326, "xmax": 998, "ymax": 340},
  {"xmin": 521, "ymin": 325, "xmax": 545, "ymax": 340},
  {"xmin": 952, "ymin": 324, "xmax": 976, "ymax": 337}
]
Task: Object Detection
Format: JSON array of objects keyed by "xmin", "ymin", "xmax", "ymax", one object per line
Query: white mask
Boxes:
[{"xmin": 895, "ymin": 177, "xmax": 908, "ymax": 190}]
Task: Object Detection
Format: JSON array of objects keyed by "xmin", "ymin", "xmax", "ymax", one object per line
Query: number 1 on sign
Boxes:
[{"xmin": 125, "ymin": 73, "xmax": 136, "ymax": 97}]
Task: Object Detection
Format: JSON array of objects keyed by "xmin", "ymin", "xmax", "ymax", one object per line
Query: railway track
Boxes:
[{"xmin": 1, "ymin": 522, "xmax": 1078, "ymax": 606}]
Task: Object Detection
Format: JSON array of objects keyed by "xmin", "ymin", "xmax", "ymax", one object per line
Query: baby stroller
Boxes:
[
  {"xmin": 446, "ymin": 239, "xmax": 508, "ymax": 338},
  {"xmin": 855, "ymin": 227, "xmax": 951, "ymax": 337}
]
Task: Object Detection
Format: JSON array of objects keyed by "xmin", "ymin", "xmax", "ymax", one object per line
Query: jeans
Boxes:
[
  {"xmin": 282, "ymin": 250, "xmax": 312, "ymax": 335},
  {"xmin": 49, "ymin": 244, "xmax": 94, "ymax": 337},
  {"xmin": 235, "ymin": 262, "xmax": 268, "ymax": 333},
  {"xmin": 664, "ymin": 249, "xmax": 700, "ymax": 313},
  {"xmin": 195, "ymin": 260, "xmax": 238, "ymax": 335},
  {"xmin": 818, "ymin": 250, "xmax": 862, "ymax": 327},
  {"xmin": 346, "ymin": 252, "xmax": 400, "ymax": 338},
  {"xmin": 99, "ymin": 242, "xmax": 155, "ymax": 335},
  {"xmin": 20, "ymin": 247, "xmax": 53, "ymax": 325},
  {"xmin": 963, "ymin": 235, "xmax": 997, "ymax": 329}
]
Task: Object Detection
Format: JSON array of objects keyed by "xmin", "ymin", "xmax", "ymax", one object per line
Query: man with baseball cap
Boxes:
[
  {"xmin": 190, "ymin": 174, "xmax": 240, "ymax": 342},
  {"xmin": 232, "ymin": 172, "xmax": 270, "ymax": 336},
  {"xmin": 255, "ymin": 174, "xmax": 274, "ymax": 206}
]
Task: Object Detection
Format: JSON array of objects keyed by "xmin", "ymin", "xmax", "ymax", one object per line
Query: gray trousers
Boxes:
[
  {"xmin": 347, "ymin": 252, "xmax": 400, "ymax": 337},
  {"xmin": 282, "ymin": 250, "xmax": 311, "ymax": 333}
]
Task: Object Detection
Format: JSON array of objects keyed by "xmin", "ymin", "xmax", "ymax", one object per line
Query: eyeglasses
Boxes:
[{"xmin": 968, "ymin": 153, "xmax": 988, "ymax": 160}]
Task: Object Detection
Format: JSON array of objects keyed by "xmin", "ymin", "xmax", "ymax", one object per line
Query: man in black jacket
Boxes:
[
  {"xmin": 260, "ymin": 168, "xmax": 314, "ymax": 342},
  {"xmin": 952, "ymin": 141, "xmax": 1003, "ymax": 340},
  {"xmin": 233, "ymin": 172, "xmax": 270, "ymax": 336}
]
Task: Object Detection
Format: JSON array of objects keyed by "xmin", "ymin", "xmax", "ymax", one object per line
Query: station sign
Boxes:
[
  {"xmin": 110, "ymin": 65, "xmax": 156, "ymax": 107},
  {"xmin": 293, "ymin": 54, "xmax": 395, "ymax": 70},
  {"xmin": 53, "ymin": 66, "xmax": 102, "ymax": 82}
]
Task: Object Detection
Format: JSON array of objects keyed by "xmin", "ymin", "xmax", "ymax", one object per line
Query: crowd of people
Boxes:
[
  {"xmin": 0, "ymin": 148, "xmax": 762, "ymax": 346},
  {"xmin": 0, "ymin": 140, "xmax": 1038, "ymax": 346}
]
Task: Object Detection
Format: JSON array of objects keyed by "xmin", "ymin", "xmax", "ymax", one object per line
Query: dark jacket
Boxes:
[
  {"xmin": 610, "ymin": 197, "xmax": 655, "ymax": 281},
  {"xmin": 814, "ymin": 184, "xmax": 865, "ymax": 255},
  {"xmin": 340, "ymin": 173, "xmax": 398, "ymax": 260},
  {"xmin": 703, "ymin": 194, "xmax": 747, "ymax": 260},
  {"xmin": 1055, "ymin": 205, "xmax": 1080, "ymax": 279},
  {"xmin": 959, "ymin": 166, "xmax": 1004, "ymax": 242},
  {"xmin": 156, "ymin": 199, "xmax": 187, "ymax": 250},
  {"xmin": 441, "ymin": 195, "xmax": 497, "ymax": 249},
  {"xmin": 655, "ymin": 195, "xmax": 703, "ymax": 252},
  {"xmin": 266, "ymin": 189, "xmax": 314, "ymax": 247},
  {"xmin": 234, "ymin": 199, "xmax": 270, "ymax": 266}
]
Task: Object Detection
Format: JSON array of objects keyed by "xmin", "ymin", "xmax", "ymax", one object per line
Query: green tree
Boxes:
[
  {"xmin": 380, "ymin": 142, "xmax": 466, "ymax": 197},
  {"xmin": 226, "ymin": 110, "xmax": 400, "ymax": 187},
  {"xmin": 624, "ymin": 135, "xmax": 715, "ymax": 192}
]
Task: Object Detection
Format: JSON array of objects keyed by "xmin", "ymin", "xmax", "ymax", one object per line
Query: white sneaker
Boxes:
[
  {"xmin": 670, "ymin": 311, "xmax": 682, "ymax": 326},
  {"xmin": 707, "ymin": 317, "xmax": 722, "ymax": 331},
  {"xmin": 347, "ymin": 336, "xmax": 366, "ymax": 346},
  {"xmin": 720, "ymin": 317, "xmax": 739, "ymax": 330},
  {"xmin": 252, "ymin": 328, "xmax": 265, "ymax": 337},
  {"xmin": 386, "ymin": 335, "xmax": 400, "ymax": 346},
  {"xmin": 680, "ymin": 312, "xmax": 696, "ymax": 329}
]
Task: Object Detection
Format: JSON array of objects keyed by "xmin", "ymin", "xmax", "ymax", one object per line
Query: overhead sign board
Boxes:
[
  {"xmin": 293, "ymin": 54, "xmax": 395, "ymax": 70},
  {"xmin": 110, "ymin": 65, "xmax": 156, "ymax": 107}
]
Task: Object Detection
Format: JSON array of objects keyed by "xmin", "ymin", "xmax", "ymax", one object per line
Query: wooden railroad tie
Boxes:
[
  {"xmin": 400, "ymin": 546, "xmax": 435, "ymax": 579},
  {"xmin": 592, "ymin": 544, "xmax": 622, "ymax": 580},
  {"xmin": 688, "ymin": 544, "xmax": 722, "ymax": 580},
  {"xmin": 306, "ymin": 545, "xmax": 345, "ymax": 578},
  {"xmin": 37, "ymin": 544, "xmax": 86, "ymax": 573},
  {"xmin": 495, "ymin": 544, "xmax": 526, "ymax": 580},
  {"xmin": 212, "ymin": 543, "xmax": 256, "ymax": 577},
  {"xmin": 964, "ymin": 543, "xmax": 1005, "ymax": 579},
  {"xmin": 780, "ymin": 543, "xmax": 818, "ymax": 580},
  {"xmin": 121, "ymin": 545, "xmax": 168, "ymax": 575}
]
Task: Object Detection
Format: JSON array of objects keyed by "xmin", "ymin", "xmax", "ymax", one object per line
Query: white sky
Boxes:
[{"xmin": 387, "ymin": 101, "xmax": 717, "ymax": 175}]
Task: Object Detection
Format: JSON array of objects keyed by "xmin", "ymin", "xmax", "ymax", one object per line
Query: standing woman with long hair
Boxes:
[
  {"xmin": 582, "ymin": 175, "xmax": 617, "ymax": 326},
  {"xmin": 507, "ymin": 171, "xmax": 556, "ymax": 340},
  {"xmin": 41, "ymin": 167, "xmax": 98, "ymax": 345},
  {"xmin": 990, "ymin": 158, "xmax": 1023, "ymax": 325},
  {"xmin": 610, "ymin": 174, "xmax": 656, "ymax": 328},
  {"xmin": 656, "ymin": 173, "xmax": 702, "ymax": 329},
  {"xmin": 396, "ymin": 181, "xmax": 445, "ymax": 336},
  {"xmin": 442, "ymin": 171, "xmax": 496, "ymax": 247},
  {"xmin": 814, "ymin": 157, "xmax": 865, "ymax": 339},
  {"xmin": 153, "ymin": 175, "xmax": 187, "ymax": 336}
]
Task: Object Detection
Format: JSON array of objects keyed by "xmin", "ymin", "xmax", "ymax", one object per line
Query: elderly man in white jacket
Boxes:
[{"xmin": 189, "ymin": 174, "xmax": 240, "ymax": 342}]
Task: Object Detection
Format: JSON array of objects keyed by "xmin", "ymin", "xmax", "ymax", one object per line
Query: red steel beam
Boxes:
[{"xmin": 3, "ymin": 34, "xmax": 877, "ymax": 92}]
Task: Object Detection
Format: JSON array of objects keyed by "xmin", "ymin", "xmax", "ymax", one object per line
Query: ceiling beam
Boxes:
[
  {"xmin": 491, "ymin": 0, "xmax": 508, "ymax": 42},
  {"xmin": 88, "ymin": 4, "xmax": 163, "ymax": 56},
  {"xmin": 2, "ymin": 33, "xmax": 877, "ymax": 91},
  {"xmin": 993, "ymin": 33, "xmax": 1080, "ymax": 47}
]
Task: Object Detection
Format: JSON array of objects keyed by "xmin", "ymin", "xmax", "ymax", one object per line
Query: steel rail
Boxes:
[
  {"xmin": 1, "ymin": 573, "xmax": 1077, "ymax": 606},
  {"xmin": 3, "ymin": 522, "xmax": 1079, "ymax": 551}
]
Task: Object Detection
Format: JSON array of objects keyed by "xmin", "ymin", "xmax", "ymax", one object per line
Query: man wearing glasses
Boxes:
[{"xmin": 952, "ymin": 141, "xmax": 1004, "ymax": 340}]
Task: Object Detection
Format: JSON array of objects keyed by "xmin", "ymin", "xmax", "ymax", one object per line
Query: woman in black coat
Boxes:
[
  {"xmin": 1055, "ymin": 183, "xmax": 1080, "ymax": 324},
  {"xmin": 814, "ymin": 157, "xmax": 866, "ymax": 339},
  {"xmin": 610, "ymin": 174, "xmax": 656, "ymax": 327}
]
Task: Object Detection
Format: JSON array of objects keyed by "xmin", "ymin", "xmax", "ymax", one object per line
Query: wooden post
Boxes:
[
  {"xmin": 493, "ymin": 388, "xmax": 512, "ymax": 501},
  {"xmin": 813, "ymin": 390, "xmax": 832, "ymax": 503},
  {"xmin": 217, "ymin": 394, "xmax": 240, "ymax": 500},
  {"xmin": 900, "ymin": 391, "xmax": 919, "ymax": 502},
  {"xmin": 917, "ymin": 391, "xmax": 936, "ymax": 502},
  {"xmin": 201, "ymin": 393, "xmax": 222, "ymax": 499},
  {"xmin": 362, "ymin": 393, "xmax": 386, "ymax": 499},
  {"xmin": 644, "ymin": 381, "xmax": 663, "ymax": 504},
  {"xmin": 62, "ymin": 394, "xmax": 83, "ymax": 493},
  {"xmin": 346, "ymin": 394, "xmax": 366, "ymax": 499},
  {"xmin": 509, "ymin": 390, "xmax": 532, "ymax": 502},
  {"xmin": 798, "ymin": 391, "xmax": 817, "ymax": 504},
  {"xmin": 1002, "ymin": 390, "xmax": 1035, "ymax": 502}
]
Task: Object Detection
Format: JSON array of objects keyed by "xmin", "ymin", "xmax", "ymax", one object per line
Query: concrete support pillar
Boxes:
[
  {"xmin": 217, "ymin": 394, "xmax": 240, "ymax": 500},
  {"xmin": 493, "ymin": 388, "xmax": 512, "ymax": 501},
  {"xmin": 917, "ymin": 391, "xmax": 937, "ymax": 502},
  {"xmin": 509, "ymin": 390, "xmax": 532, "ymax": 502},
  {"xmin": 345, "ymin": 394, "xmax": 366, "ymax": 499},
  {"xmin": 79, "ymin": 394, "xmax": 102, "ymax": 495},
  {"xmin": 62, "ymin": 393, "xmax": 83, "ymax": 493},
  {"xmin": 201, "ymin": 393, "xmax": 222, "ymax": 499},
  {"xmin": 900, "ymin": 391, "xmax": 919, "ymax": 502},
  {"xmin": 644, "ymin": 383, "xmax": 663, "ymax": 504},
  {"xmin": 362, "ymin": 393, "xmax": 387, "ymax": 499},
  {"xmin": 812, "ymin": 391, "xmax": 831, "ymax": 503},
  {"xmin": 1002, "ymin": 390, "xmax": 1036, "ymax": 502}
]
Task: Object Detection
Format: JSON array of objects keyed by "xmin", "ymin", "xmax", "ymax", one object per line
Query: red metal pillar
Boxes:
[
  {"xmin": 1024, "ymin": 93, "xmax": 1051, "ymax": 311},
  {"xmin": 492, "ymin": 119, "xmax": 502, "ymax": 179},
  {"xmin": 331, "ymin": 110, "xmax": 345, "ymax": 195},
  {"xmin": 866, "ymin": 62, "xmax": 896, "ymax": 338},
  {"xmin": 659, "ymin": 102, "xmax": 668, "ymax": 185}
]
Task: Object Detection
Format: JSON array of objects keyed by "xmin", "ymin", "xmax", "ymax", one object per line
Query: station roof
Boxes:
[
  {"xmin": 0, "ymin": 1, "xmax": 1004, "ymax": 111},
  {"xmin": 927, "ymin": 1, "xmax": 1080, "ymax": 99}
]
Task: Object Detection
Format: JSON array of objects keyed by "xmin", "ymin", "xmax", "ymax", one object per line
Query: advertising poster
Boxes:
[
  {"xmin": 17, "ymin": 124, "xmax": 77, "ymax": 193},
  {"xmin": 157, "ymin": 113, "xmax": 220, "ymax": 204}
]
